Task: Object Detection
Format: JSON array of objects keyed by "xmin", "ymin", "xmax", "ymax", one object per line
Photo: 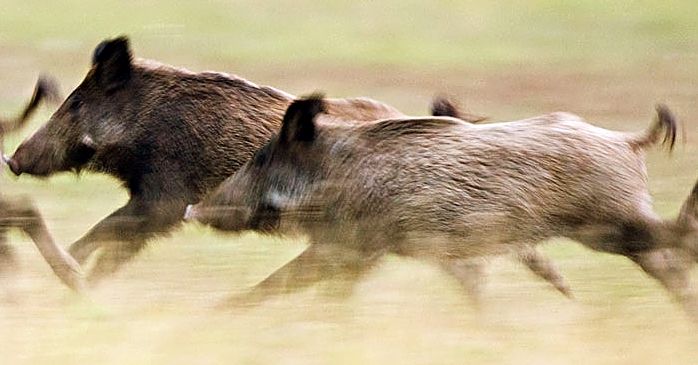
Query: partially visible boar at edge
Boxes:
[
  {"xmin": 0, "ymin": 77, "xmax": 84, "ymax": 292},
  {"xmin": 187, "ymin": 95, "xmax": 698, "ymax": 323}
]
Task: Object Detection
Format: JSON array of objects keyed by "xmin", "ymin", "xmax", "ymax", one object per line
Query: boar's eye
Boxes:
[
  {"xmin": 69, "ymin": 97, "xmax": 83, "ymax": 112},
  {"xmin": 252, "ymin": 142, "xmax": 273, "ymax": 167}
]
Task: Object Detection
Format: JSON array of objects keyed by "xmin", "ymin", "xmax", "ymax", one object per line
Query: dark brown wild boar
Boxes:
[
  {"xmin": 0, "ymin": 77, "xmax": 84, "ymax": 292},
  {"xmin": 187, "ymin": 95, "xmax": 698, "ymax": 322},
  {"xmin": 7, "ymin": 37, "xmax": 569, "ymax": 298},
  {"xmin": 5, "ymin": 37, "xmax": 406, "ymax": 285},
  {"xmin": 0, "ymin": 37, "xmax": 452, "ymax": 285}
]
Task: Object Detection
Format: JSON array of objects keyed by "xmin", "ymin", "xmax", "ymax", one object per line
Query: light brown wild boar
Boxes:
[
  {"xmin": 6, "ymin": 37, "xmax": 569, "ymax": 299},
  {"xmin": 187, "ymin": 95, "xmax": 698, "ymax": 321},
  {"xmin": 0, "ymin": 77, "xmax": 84, "ymax": 292}
]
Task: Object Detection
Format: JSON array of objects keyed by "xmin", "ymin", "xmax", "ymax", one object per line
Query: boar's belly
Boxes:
[{"xmin": 397, "ymin": 231, "xmax": 527, "ymax": 260}]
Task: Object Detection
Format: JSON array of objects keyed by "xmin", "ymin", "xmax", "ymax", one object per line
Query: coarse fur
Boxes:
[{"xmin": 190, "ymin": 96, "xmax": 698, "ymax": 322}]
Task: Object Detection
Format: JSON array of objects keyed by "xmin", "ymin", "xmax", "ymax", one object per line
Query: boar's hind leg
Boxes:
[
  {"xmin": 67, "ymin": 199, "xmax": 184, "ymax": 284},
  {"xmin": 221, "ymin": 244, "xmax": 381, "ymax": 308},
  {"xmin": 518, "ymin": 247, "xmax": 573, "ymax": 298}
]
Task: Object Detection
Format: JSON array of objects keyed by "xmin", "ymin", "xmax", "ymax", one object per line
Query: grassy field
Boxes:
[{"xmin": 1, "ymin": 1, "xmax": 698, "ymax": 364}]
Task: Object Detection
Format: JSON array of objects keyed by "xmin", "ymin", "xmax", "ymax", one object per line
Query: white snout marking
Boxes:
[
  {"xmin": 266, "ymin": 190, "xmax": 295, "ymax": 210},
  {"xmin": 184, "ymin": 204, "xmax": 196, "ymax": 220},
  {"xmin": 1, "ymin": 154, "xmax": 10, "ymax": 165}
]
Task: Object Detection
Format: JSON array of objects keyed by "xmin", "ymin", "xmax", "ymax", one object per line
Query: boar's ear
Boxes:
[
  {"xmin": 92, "ymin": 36, "xmax": 132, "ymax": 93},
  {"xmin": 431, "ymin": 95, "xmax": 461, "ymax": 118},
  {"xmin": 431, "ymin": 95, "xmax": 488, "ymax": 123},
  {"xmin": 279, "ymin": 93, "xmax": 325, "ymax": 144}
]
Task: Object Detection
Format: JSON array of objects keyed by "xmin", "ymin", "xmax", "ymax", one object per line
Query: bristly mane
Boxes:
[
  {"xmin": 359, "ymin": 116, "xmax": 468, "ymax": 139},
  {"xmin": 133, "ymin": 58, "xmax": 295, "ymax": 101}
]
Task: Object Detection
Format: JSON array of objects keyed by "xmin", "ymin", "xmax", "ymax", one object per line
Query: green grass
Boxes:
[{"xmin": 1, "ymin": 1, "xmax": 698, "ymax": 364}]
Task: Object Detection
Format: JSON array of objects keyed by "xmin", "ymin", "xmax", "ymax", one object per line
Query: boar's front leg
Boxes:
[
  {"xmin": 517, "ymin": 247, "xmax": 573, "ymax": 298},
  {"xmin": 67, "ymin": 198, "xmax": 185, "ymax": 285},
  {"xmin": 0, "ymin": 197, "xmax": 85, "ymax": 291},
  {"xmin": 221, "ymin": 244, "xmax": 382, "ymax": 308},
  {"xmin": 439, "ymin": 258, "xmax": 486, "ymax": 306},
  {"xmin": 0, "ymin": 229, "xmax": 18, "ymax": 300},
  {"xmin": 68, "ymin": 201, "xmax": 145, "ymax": 265},
  {"xmin": 0, "ymin": 227, "xmax": 17, "ymax": 278}
]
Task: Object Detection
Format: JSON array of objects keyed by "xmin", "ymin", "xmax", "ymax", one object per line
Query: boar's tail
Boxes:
[
  {"xmin": 0, "ymin": 75, "xmax": 60, "ymax": 137},
  {"xmin": 629, "ymin": 104, "xmax": 678, "ymax": 152},
  {"xmin": 430, "ymin": 95, "xmax": 487, "ymax": 123}
]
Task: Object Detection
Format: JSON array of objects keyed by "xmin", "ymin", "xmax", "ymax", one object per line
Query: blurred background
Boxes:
[{"xmin": 1, "ymin": 1, "xmax": 698, "ymax": 364}]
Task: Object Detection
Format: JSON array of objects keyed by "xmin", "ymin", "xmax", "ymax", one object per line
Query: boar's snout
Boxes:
[
  {"xmin": 8, "ymin": 141, "xmax": 35, "ymax": 176},
  {"xmin": 3, "ymin": 154, "xmax": 22, "ymax": 176},
  {"xmin": 8, "ymin": 137, "xmax": 58, "ymax": 177}
]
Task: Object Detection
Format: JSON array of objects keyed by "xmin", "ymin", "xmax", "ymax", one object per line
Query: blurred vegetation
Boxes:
[{"xmin": 3, "ymin": 0, "xmax": 698, "ymax": 69}]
